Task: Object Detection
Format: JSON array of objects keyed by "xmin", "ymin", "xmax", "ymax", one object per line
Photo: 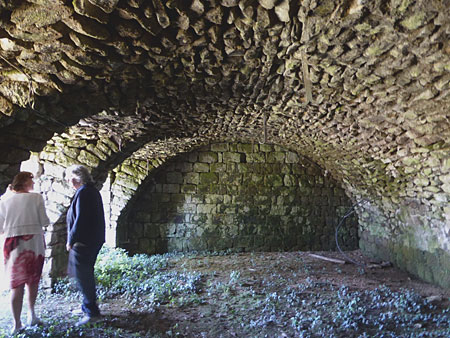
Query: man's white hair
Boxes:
[{"xmin": 65, "ymin": 164, "xmax": 94, "ymax": 185}]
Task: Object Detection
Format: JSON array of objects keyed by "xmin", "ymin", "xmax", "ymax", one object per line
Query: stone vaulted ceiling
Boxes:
[
  {"xmin": 0, "ymin": 0, "xmax": 449, "ymax": 204},
  {"xmin": 0, "ymin": 0, "xmax": 449, "ymax": 288}
]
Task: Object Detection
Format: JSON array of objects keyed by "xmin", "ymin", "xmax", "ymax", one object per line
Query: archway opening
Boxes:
[{"xmin": 116, "ymin": 142, "xmax": 358, "ymax": 255}]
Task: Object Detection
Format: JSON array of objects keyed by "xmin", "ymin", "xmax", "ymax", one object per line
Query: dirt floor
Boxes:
[{"xmin": 0, "ymin": 250, "xmax": 449, "ymax": 337}]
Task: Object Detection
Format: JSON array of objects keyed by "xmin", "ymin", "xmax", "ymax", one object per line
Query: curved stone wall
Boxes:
[
  {"xmin": 0, "ymin": 0, "xmax": 448, "ymax": 288},
  {"xmin": 11, "ymin": 122, "xmax": 449, "ymax": 289},
  {"xmin": 118, "ymin": 143, "xmax": 358, "ymax": 254},
  {"xmin": 31, "ymin": 130, "xmax": 129, "ymax": 283},
  {"xmin": 33, "ymin": 132, "xmax": 205, "ymax": 281}
]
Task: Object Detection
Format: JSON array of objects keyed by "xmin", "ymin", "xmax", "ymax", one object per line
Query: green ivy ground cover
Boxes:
[{"xmin": 0, "ymin": 248, "xmax": 448, "ymax": 337}]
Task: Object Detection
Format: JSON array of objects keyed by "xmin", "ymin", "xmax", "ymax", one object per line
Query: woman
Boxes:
[{"xmin": 0, "ymin": 172, "xmax": 49, "ymax": 334}]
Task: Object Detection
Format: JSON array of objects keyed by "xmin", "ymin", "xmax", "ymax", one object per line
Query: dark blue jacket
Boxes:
[{"xmin": 66, "ymin": 183, "xmax": 105, "ymax": 247}]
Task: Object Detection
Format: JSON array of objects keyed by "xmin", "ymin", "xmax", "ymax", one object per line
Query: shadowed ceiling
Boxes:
[
  {"xmin": 0, "ymin": 0, "xmax": 450, "ymax": 289},
  {"xmin": 0, "ymin": 0, "xmax": 449, "ymax": 199}
]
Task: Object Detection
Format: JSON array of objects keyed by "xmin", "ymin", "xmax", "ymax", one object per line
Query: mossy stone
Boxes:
[{"xmin": 401, "ymin": 12, "xmax": 426, "ymax": 30}]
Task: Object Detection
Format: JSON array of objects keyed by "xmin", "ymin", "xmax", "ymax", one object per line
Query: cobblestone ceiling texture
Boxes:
[{"xmin": 0, "ymin": 0, "xmax": 449, "ymax": 286}]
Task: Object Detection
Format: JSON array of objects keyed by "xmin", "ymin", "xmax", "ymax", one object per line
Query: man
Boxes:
[{"xmin": 65, "ymin": 164, "xmax": 105, "ymax": 326}]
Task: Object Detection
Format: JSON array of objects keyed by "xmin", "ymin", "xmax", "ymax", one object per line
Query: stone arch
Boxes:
[
  {"xmin": 105, "ymin": 137, "xmax": 209, "ymax": 246},
  {"xmin": 0, "ymin": 0, "xmax": 448, "ymax": 288},
  {"xmin": 10, "ymin": 106, "xmax": 450, "ymax": 289},
  {"xmin": 114, "ymin": 141, "xmax": 359, "ymax": 255},
  {"xmin": 9, "ymin": 101, "xmax": 450, "ymax": 289},
  {"xmin": 34, "ymin": 125, "xmax": 208, "ymax": 282}
]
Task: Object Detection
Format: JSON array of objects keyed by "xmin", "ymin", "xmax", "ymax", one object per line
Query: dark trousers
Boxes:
[{"xmin": 68, "ymin": 244, "xmax": 103, "ymax": 317}]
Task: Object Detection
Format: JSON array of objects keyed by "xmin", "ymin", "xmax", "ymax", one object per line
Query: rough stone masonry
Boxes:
[{"xmin": 0, "ymin": 0, "xmax": 448, "ymax": 288}]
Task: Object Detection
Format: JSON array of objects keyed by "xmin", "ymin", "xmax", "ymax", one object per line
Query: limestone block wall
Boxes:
[
  {"xmin": 340, "ymin": 146, "xmax": 450, "ymax": 289},
  {"xmin": 107, "ymin": 157, "xmax": 161, "ymax": 245},
  {"xmin": 356, "ymin": 186, "xmax": 450, "ymax": 288},
  {"xmin": 33, "ymin": 133, "xmax": 122, "ymax": 283},
  {"xmin": 118, "ymin": 143, "xmax": 358, "ymax": 254},
  {"xmin": 31, "ymin": 159, "xmax": 72, "ymax": 287}
]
